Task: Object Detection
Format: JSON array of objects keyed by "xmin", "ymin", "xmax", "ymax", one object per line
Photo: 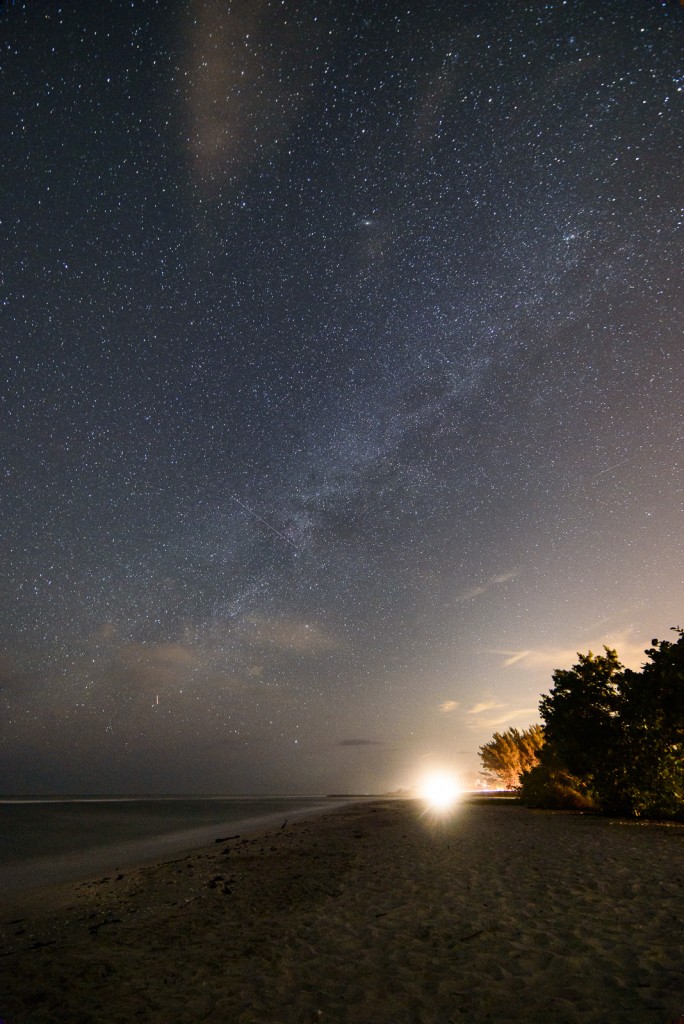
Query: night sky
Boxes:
[{"xmin": 1, "ymin": 0, "xmax": 682, "ymax": 795}]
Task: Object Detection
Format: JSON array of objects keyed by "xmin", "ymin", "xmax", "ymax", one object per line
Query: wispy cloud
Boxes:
[
  {"xmin": 467, "ymin": 701, "xmax": 507, "ymax": 715},
  {"xmin": 117, "ymin": 642, "xmax": 196, "ymax": 669},
  {"xmin": 439, "ymin": 700, "xmax": 460, "ymax": 713},
  {"xmin": 339, "ymin": 738, "xmax": 383, "ymax": 747},
  {"xmin": 239, "ymin": 615, "xmax": 343, "ymax": 654},
  {"xmin": 454, "ymin": 570, "xmax": 518, "ymax": 603},
  {"xmin": 181, "ymin": 0, "xmax": 310, "ymax": 191},
  {"xmin": 112, "ymin": 642, "xmax": 198, "ymax": 692},
  {"xmin": 491, "ymin": 571, "xmax": 519, "ymax": 585},
  {"xmin": 494, "ymin": 626, "xmax": 650, "ymax": 674},
  {"xmin": 92, "ymin": 622, "xmax": 117, "ymax": 643},
  {"xmin": 500, "ymin": 650, "xmax": 530, "ymax": 668},
  {"xmin": 465, "ymin": 700, "xmax": 539, "ymax": 730},
  {"xmin": 476, "ymin": 708, "xmax": 539, "ymax": 729}
]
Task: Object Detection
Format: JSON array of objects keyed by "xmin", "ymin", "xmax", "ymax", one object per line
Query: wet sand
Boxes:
[{"xmin": 1, "ymin": 798, "xmax": 682, "ymax": 1023}]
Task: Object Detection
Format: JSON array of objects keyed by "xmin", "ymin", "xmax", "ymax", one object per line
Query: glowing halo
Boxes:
[{"xmin": 419, "ymin": 771, "xmax": 461, "ymax": 811}]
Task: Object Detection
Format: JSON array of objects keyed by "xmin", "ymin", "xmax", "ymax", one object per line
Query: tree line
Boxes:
[{"xmin": 478, "ymin": 628, "xmax": 683, "ymax": 820}]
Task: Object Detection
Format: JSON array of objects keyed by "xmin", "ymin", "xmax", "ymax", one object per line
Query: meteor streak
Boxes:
[{"xmin": 230, "ymin": 495, "xmax": 298, "ymax": 548}]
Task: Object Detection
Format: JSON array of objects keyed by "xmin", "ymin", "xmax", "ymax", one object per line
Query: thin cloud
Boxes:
[
  {"xmin": 439, "ymin": 700, "xmax": 460, "ymax": 713},
  {"xmin": 456, "ymin": 583, "xmax": 488, "ymax": 601},
  {"xmin": 491, "ymin": 571, "xmax": 519, "ymax": 585},
  {"xmin": 117, "ymin": 642, "xmax": 196, "ymax": 670},
  {"xmin": 111, "ymin": 642, "xmax": 198, "ymax": 693},
  {"xmin": 181, "ymin": 0, "xmax": 310, "ymax": 190},
  {"xmin": 455, "ymin": 570, "xmax": 518, "ymax": 603},
  {"xmin": 500, "ymin": 650, "xmax": 531, "ymax": 668},
  {"xmin": 464, "ymin": 702, "xmax": 540, "ymax": 730},
  {"xmin": 467, "ymin": 701, "xmax": 507, "ymax": 715},
  {"xmin": 475, "ymin": 708, "xmax": 539, "ymax": 730},
  {"xmin": 92, "ymin": 622, "xmax": 117, "ymax": 643},
  {"xmin": 239, "ymin": 615, "xmax": 343, "ymax": 654},
  {"xmin": 339, "ymin": 738, "xmax": 383, "ymax": 747},
  {"xmin": 494, "ymin": 627, "xmax": 650, "ymax": 674}
]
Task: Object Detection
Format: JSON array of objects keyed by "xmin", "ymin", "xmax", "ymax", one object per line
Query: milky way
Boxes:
[{"xmin": 1, "ymin": 0, "xmax": 682, "ymax": 794}]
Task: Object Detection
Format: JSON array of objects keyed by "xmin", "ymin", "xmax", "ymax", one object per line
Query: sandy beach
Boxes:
[{"xmin": 1, "ymin": 797, "xmax": 682, "ymax": 1024}]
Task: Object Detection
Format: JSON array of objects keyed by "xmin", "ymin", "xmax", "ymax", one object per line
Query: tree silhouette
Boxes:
[
  {"xmin": 616, "ymin": 629, "xmax": 684, "ymax": 818},
  {"xmin": 538, "ymin": 647, "xmax": 623, "ymax": 800},
  {"xmin": 519, "ymin": 630, "xmax": 684, "ymax": 820}
]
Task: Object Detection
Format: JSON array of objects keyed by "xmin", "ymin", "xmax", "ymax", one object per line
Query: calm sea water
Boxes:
[{"xmin": 0, "ymin": 796, "xmax": 346, "ymax": 893}]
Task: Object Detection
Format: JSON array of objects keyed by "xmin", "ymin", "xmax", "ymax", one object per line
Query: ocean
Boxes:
[{"xmin": 0, "ymin": 796, "xmax": 346, "ymax": 893}]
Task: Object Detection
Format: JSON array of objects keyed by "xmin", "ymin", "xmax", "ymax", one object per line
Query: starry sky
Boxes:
[{"xmin": 1, "ymin": 0, "xmax": 682, "ymax": 795}]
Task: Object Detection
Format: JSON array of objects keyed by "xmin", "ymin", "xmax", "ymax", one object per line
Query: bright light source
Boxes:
[{"xmin": 420, "ymin": 771, "xmax": 461, "ymax": 811}]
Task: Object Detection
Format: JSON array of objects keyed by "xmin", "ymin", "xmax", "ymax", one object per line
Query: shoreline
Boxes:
[
  {"xmin": 0, "ymin": 796, "xmax": 357, "ymax": 896},
  {"xmin": 1, "ymin": 797, "xmax": 682, "ymax": 1023}
]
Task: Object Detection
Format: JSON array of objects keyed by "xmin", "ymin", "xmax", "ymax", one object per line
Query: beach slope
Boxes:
[{"xmin": 1, "ymin": 798, "xmax": 682, "ymax": 1023}]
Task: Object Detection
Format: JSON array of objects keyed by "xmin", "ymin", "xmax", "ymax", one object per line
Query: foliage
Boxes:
[
  {"xmin": 518, "ymin": 629, "xmax": 684, "ymax": 820},
  {"xmin": 538, "ymin": 647, "xmax": 623, "ymax": 778},
  {"xmin": 538, "ymin": 647, "xmax": 624, "ymax": 805},
  {"xmin": 478, "ymin": 724, "xmax": 544, "ymax": 789},
  {"xmin": 518, "ymin": 747, "xmax": 597, "ymax": 812},
  {"xmin": 615, "ymin": 631, "xmax": 684, "ymax": 819}
]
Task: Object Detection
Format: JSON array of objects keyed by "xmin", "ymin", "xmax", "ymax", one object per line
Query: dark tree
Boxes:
[
  {"xmin": 538, "ymin": 647, "xmax": 624, "ymax": 801},
  {"xmin": 616, "ymin": 629, "xmax": 684, "ymax": 818},
  {"xmin": 520, "ymin": 633, "xmax": 684, "ymax": 820}
]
